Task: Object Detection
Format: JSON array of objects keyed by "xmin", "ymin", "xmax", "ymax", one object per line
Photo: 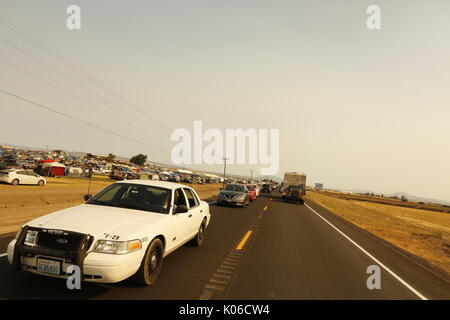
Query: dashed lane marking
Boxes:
[
  {"xmin": 198, "ymin": 205, "xmax": 265, "ymax": 300},
  {"xmin": 235, "ymin": 231, "xmax": 252, "ymax": 250}
]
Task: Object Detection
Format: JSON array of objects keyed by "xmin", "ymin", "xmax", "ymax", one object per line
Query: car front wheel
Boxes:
[
  {"xmin": 11, "ymin": 179, "xmax": 19, "ymax": 186},
  {"xmin": 37, "ymin": 180, "xmax": 45, "ymax": 186},
  {"xmin": 133, "ymin": 238, "xmax": 164, "ymax": 286},
  {"xmin": 191, "ymin": 220, "xmax": 206, "ymax": 247}
]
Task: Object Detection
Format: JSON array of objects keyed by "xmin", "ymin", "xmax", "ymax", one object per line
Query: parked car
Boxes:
[
  {"xmin": 217, "ymin": 184, "xmax": 250, "ymax": 207},
  {"xmin": 7, "ymin": 180, "xmax": 211, "ymax": 286},
  {"xmin": 0, "ymin": 169, "xmax": 46, "ymax": 186},
  {"xmin": 168, "ymin": 174, "xmax": 181, "ymax": 183}
]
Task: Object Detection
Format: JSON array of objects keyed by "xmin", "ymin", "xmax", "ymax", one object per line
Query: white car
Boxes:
[
  {"xmin": 0, "ymin": 169, "xmax": 46, "ymax": 186},
  {"xmin": 7, "ymin": 180, "xmax": 210, "ymax": 285}
]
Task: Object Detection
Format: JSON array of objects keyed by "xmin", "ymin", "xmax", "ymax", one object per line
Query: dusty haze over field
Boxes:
[{"xmin": 0, "ymin": 1, "xmax": 449, "ymax": 200}]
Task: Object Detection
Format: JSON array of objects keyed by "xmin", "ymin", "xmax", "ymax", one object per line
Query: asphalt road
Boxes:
[{"xmin": 0, "ymin": 194, "xmax": 449, "ymax": 300}]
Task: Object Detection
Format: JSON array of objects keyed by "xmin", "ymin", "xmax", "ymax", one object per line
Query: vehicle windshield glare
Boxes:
[
  {"xmin": 86, "ymin": 183, "xmax": 171, "ymax": 214},
  {"xmin": 224, "ymin": 184, "xmax": 245, "ymax": 192}
]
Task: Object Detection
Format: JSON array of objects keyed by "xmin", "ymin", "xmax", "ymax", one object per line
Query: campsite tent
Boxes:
[
  {"xmin": 35, "ymin": 160, "xmax": 66, "ymax": 177},
  {"xmin": 66, "ymin": 167, "xmax": 83, "ymax": 177}
]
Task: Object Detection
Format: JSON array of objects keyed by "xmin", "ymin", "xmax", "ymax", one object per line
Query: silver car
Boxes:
[{"xmin": 217, "ymin": 184, "xmax": 249, "ymax": 207}]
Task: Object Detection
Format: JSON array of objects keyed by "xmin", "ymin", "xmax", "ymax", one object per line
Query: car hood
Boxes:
[{"xmin": 25, "ymin": 204, "xmax": 166, "ymax": 240}]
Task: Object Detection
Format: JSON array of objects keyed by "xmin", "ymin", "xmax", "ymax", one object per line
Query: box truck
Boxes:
[{"xmin": 281, "ymin": 172, "xmax": 306, "ymax": 205}]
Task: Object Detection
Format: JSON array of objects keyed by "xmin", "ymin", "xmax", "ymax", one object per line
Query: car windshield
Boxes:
[
  {"xmin": 86, "ymin": 183, "xmax": 171, "ymax": 214},
  {"xmin": 224, "ymin": 184, "xmax": 245, "ymax": 192}
]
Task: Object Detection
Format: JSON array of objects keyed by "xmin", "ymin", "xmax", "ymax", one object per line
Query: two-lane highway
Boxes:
[{"xmin": 0, "ymin": 195, "xmax": 449, "ymax": 300}]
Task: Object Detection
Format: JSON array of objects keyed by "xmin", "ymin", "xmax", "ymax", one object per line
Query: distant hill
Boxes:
[
  {"xmin": 348, "ymin": 188, "xmax": 450, "ymax": 206},
  {"xmin": 386, "ymin": 192, "xmax": 450, "ymax": 206}
]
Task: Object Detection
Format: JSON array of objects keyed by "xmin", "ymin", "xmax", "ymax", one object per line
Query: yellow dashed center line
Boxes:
[
  {"xmin": 263, "ymin": 206, "xmax": 268, "ymax": 211},
  {"xmin": 235, "ymin": 231, "xmax": 252, "ymax": 250}
]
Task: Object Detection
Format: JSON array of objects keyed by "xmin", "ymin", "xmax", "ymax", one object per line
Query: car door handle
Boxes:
[
  {"xmin": 188, "ymin": 214, "xmax": 192, "ymax": 218},
  {"xmin": 200, "ymin": 210, "xmax": 203, "ymax": 213}
]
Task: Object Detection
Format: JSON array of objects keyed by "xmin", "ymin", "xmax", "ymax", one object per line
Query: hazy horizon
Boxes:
[{"xmin": 1, "ymin": 1, "xmax": 449, "ymax": 201}]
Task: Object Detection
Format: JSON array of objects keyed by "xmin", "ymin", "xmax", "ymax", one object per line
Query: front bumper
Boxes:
[
  {"xmin": 217, "ymin": 198, "xmax": 246, "ymax": 206},
  {"xmin": 8, "ymin": 227, "xmax": 144, "ymax": 283},
  {"xmin": 0, "ymin": 177, "xmax": 11, "ymax": 183}
]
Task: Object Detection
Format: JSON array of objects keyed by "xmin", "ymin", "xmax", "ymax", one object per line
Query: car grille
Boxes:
[{"xmin": 36, "ymin": 231, "xmax": 92, "ymax": 252}]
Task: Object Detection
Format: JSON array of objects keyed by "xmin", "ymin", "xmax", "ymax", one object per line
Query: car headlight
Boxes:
[
  {"xmin": 94, "ymin": 239, "xmax": 142, "ymax": 254},
  {"xmin": 24, "ymin": 230, "xmax": 38, "ymax": 246}
]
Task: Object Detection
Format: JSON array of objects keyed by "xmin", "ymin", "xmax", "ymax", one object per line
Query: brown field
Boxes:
[
  {"xmin": 0, "ymin": 176, "xmax": 221, "ymax": 235},
  {"xmin": 305, "ymin": 191, "xmax": 450, "ymax": 279},
  {"xmin": 318, "ymin": 190, "xmax": 450, "ymax": 214}
]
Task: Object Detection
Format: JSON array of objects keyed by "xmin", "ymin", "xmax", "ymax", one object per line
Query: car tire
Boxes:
[
  {"xmin": 300, "ymin": 199, "xmax": 305, "ymax": 205},
  {"xmin": 191, "ymin": 220, "xmax": 207, "ymax": 247},
  {"xmin": 37, "ymin": 180, "xmax": 44, "ymax": 186},
  {"xmin": 11, "ymin": 179, "xmax": 19, "ymax": 186},
  {"xmin": 133, "ymin": 238, "xmax": 164, "ymax": 286}
]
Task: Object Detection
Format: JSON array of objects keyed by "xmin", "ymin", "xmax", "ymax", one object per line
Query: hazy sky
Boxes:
[{"xmin": 0, "ymin": 1, "xmax": 449, "ymax": 200}]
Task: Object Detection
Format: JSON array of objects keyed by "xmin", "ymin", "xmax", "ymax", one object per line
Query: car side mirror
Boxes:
[
  {"xmin": 174, "ymin": 204, "xmax": 188, "ymax": 214},
  {"xmin": 83, "ymin": 194, "xmax": 92, "ymax": 201}
]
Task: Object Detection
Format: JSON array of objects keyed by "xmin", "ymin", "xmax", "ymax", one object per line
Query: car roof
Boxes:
[{"xmin": 114, "ymin": 179, "xmax": 192, "ymax": 190}]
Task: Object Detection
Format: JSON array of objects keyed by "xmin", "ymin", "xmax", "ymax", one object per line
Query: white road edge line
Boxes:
[
  {"xmin": 0, "ymin": 253, "xmax": 7, "ymax": 258},
  {"xmin": 305, "ymin": 203, "xmax": 428, "ymax": 301}
]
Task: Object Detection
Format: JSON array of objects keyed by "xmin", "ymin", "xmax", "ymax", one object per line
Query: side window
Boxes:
[
  {"xmin": 174, "ymin": 188, "xmax": 187, "ymax": 207},
  {"xmin": 17, "ymin": 171, "xmax": 26, "ymax": 175},
  {"xmin": 183, "ymin": 188, "xmax": 199, "ymax": 208}
]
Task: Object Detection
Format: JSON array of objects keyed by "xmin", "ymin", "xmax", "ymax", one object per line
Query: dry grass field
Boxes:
[
  {"xmin": 306, "ymin": 191, "xmax": 450, "ymax": 278},
  {"xmin": 0, "ymin": 176, "xmax": 221, "ymax": 235}
]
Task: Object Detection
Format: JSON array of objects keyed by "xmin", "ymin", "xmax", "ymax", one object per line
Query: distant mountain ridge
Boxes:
[{"xmin": 348, "ymin": 189, "xmax": 450, "ymax": 206}]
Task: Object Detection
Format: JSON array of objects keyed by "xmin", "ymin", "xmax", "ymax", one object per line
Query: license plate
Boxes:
[
  {"xmin": 37, "ymin": 258, "xmax": 61, "ymax": 275},
  {"xmin": 226, "ymin": 199, "xmax": 232, "ymax": 202}
]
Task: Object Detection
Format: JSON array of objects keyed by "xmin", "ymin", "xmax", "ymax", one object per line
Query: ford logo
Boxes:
[{"xmin": 56, "ymin": 238, "xmax": 68, "ymax": 245}]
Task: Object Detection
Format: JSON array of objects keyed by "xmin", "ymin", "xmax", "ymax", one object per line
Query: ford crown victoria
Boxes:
[{"xmin": 7, "ymin": 180, "xmax": 210, "ymax": 286}]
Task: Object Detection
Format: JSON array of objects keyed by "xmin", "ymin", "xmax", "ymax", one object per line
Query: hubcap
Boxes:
[{"xmin": 150, "ymin": 251, "xmax": 158, "ymax": 270}]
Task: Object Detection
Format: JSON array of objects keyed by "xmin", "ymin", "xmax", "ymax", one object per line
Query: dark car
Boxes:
[
  {"xmin": 217, "ymin": 184, "xmax": 249, "ymax": 207},
  {"xmin": 261, "ymin": 183, "xmax": 271, "ymax": 193}
]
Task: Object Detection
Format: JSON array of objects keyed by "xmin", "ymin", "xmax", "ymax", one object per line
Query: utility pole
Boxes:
[{"xmin": 222, "ymin": 157, "xmax": 229, "ymax": 188}]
